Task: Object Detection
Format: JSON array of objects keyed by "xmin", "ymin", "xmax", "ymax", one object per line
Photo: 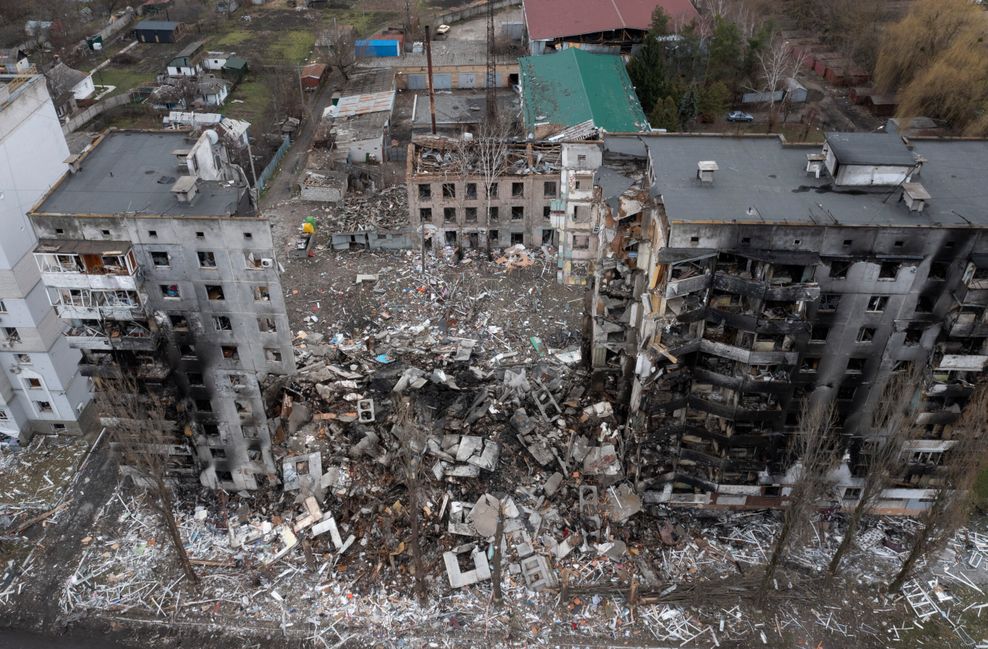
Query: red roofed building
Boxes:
[{"xmin": 523, "ymin": 0, "xmax": 698, "ymax": 55}]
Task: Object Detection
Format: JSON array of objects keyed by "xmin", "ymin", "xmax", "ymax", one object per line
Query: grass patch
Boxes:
[
  {"xmin": 94, "ymin": 68, "xmax": 152, "ymax": 97},
  {"xmin": 213, "ymin": 29, "xmax": 253, "ymax": 47},
  {"xmin": 267, "ymin": 30, "xmax": 316, "ymax": 64},
  {"xmin": 329, "ymin": 10, "xmax": 394, "ymax": 37},
  {"xmin": 224, "ymin": 78, "xmax": 271, "ymax": 124}
]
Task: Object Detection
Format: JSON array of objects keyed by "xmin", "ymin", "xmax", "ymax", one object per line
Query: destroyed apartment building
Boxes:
[
  {"xmin": 407, "ymin": 137, "xmax": 562, "ymax": 250},
  {"xmin": 574, "ymin": 131, "xmax": 988, "ymax": 514},
  {"xmin": 28, "ymin": 129, "xmax": 296, "ymax": 491}
]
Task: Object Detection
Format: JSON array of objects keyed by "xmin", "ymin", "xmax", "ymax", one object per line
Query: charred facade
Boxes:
[
  {"xmin": 579, "ymin": 132, "xmax": 988, "ymax": 514},
  {"xmin": 29, "ymin": 129, "xmax": 295, "ymax": 491}
]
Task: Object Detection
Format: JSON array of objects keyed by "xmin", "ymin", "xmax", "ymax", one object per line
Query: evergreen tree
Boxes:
[
  {"xmin": 627, "ymin": 36, "xmax": 669, "ymax": 114},
  {"xmin": 678, "ymin": 85, "xmax": 699, "ymax": 130},
  {"xmin": 698, "ymin": 81, "xmax": 730, "ymax": 123},
  {"xmin": 650, "ymin": 96, "xmax": 679, "ymax": 131}
]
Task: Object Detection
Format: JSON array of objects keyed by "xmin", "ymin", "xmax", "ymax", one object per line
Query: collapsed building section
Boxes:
[
  {"xmin": 580, "ymin": 132, "xmax": 988, "ymax": 513},
  {"xmin": 406, "ymin": 137, "xmax": 561, "ymax": 251},
  {"xmin": 29, "ymin": 129, "xmax": 296, "ymax": 491}
]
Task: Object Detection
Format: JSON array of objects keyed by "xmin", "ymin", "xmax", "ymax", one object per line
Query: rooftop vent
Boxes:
[
  {"xmin": 901, "ymin": 182, "xmax": 930, "ymax": 213},
  {"xmin": 170, "ymin": 176, "xmax": 198, "ymax": 204},
  {"xmin": 172, "ymin": 147, "xmax": 191, "ymax": 171},
  {"xmin": 64, "ymin": 153, "xmax": 83, "ymax": 174},
  {"xmin": 696, "ymin": 160, "xmax": 718, "ymax": 184},
  {"xmin": 805, "ymin": 152, "xmax": 826, "ymax": 179}
]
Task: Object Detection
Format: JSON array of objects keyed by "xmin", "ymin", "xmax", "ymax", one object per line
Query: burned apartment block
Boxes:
[
  {"xmin": 0, "ymin": 74, "xmax": 95, "ymax": 440},
  {"xmin": 28, "ymin": 129, "xmax": 295, "ymax": 491},
  {"xmin": 406, "ymin": 138, "xmax": 561, "ymax": 250},
  {"xmin": 582, "ymin": 131, "xmax": 988, "ymax": 514},
  {"xmin": 552, "ymin": 142, "xmax": 603, "ymax": 285}
]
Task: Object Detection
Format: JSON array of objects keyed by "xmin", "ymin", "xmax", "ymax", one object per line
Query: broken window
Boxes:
[
  {"xmin": 213, "ymin": 315, "xmax": 232, "ymax": 331},
  {"xmin": 180, "ymin": 342, "xmax": 196, "ymax": 357},
  {"xmin": 442, "ymin": 183, "xmax": 455, "ymax": 198},
  {"xmin": 542, "ymin": 229, "xmax": 554, "ymax": 245},
  {"xmin": 15, "ymin": 354, "xmax": 30, "ymax": 365},
  {"xmin": 575, "ymin": 180, "xmax": 583, "ymax": 190},
  {"xmin": 838, "ymin": 384, "xmax": 856, "ymax": 400},
  {"xmin": 243, "ymin": 232, "xmax": 253, "ymax": 240},
  {"xmin": 828, "ymin": 259, "xmax": 851, "ymax": 279},
  {"xmin": 488, "ymin": 206, "xmax": 498, "ymax": 221},
  {"xmin": 195, "ymin": 231, "xmax": 205, "ymax": 239},
  {"xmin": 265, "ymin": 348, "xmax": 282, "ymax": 362},
  {"xmin": 904, "ymin": 327, "xmax": 923, "ymax": 345},
  {"xmin": 511, "ymin": 182, "xmax": 524, "ymax": 198},
  {"xmin": 465, "ymin": 207, "xmax": 478, "ymax": 222},
  {"xmin": 878, "ymin": 262, "xmax": 899, "ymax": 280},
  {"xmin": 221, "ymin": 345, "xmax": 239, "ymax": 359},
  {"xmin": 148, "ymin": 230, "xmax": 158, "ymax": 239},
  {"xmin": 25, "ymin": 377, "xmax": 42, "ymax": 389},
  {"xmin": 187, "ymin": 372, "xmax": 204, "ymax": 386},
  {"xmin": 419, "ymin": 207, "xmax": 432, "ymax": 222},
  {"xmin": 34, "ymin": 401, "xmax": 52, "ymax": 414},
  {"xmin": 929, "ymin": 261, "xmax": 950, "ymax": 281},
  {"xmin": 151, "ymin": 251, "xmax": 170, "ymax": 267},
  {"xmin": 511, "ymin": 206, "xmax": 524, "ymax": 220},
  {"xmin": 847, "ymin": 357, "xmax": 866, "ymax": 373},
  {"xmin": 2, "ymin": 327, "xmax": 20, "ymax": 344},
  {"xmin": 241, "ymin": 425, "xmax": 259, "ymax": 439},
  {"xmin": 573, "ymin": 234, "xmax": 590, "ymax": 250},
  {"xmin": 206, "ymin": 285, "xmax": 225, "ymax": 300},
  {"xmin": 510, "ymin": 232, "xmax": 524, "ymax": 245},
  {"xmin": 210, "ymin": 447, "xmax": 227, "ymax": 459},
  {"xmin": 257, "ymin": 317, "xmax": 277, "ymax": 332},
  {"xmin": 418, "ymin": 183, "xmax": 431, "ymax": 199},
  {"xmin": 543, "ymin": 181, "xmax": 557, "ymax": 197},
  {"xmin": 487, "ymin": 182, "xmax": 498, "ymax": 198},
  {"xmin": 810, "ymin": 325, "xmax": 829, "ymax": 342},
  {"xmin": 229, "ymin": 374, "xmax": 244, "ymax": 388},
  {"xmin": 842, "ymin": 239, "xmax": 852, "ymax": 247},
  {"xmin": 543, "ymin": 205, "xmax": 551, "ymax": 219},
  {"xmin": 465, "ymin": 183, "xmax": 477, "ymax": 199},
  {"xmin": 444, "ymin": 207, "xmax": 457, "ymax": 223},
  {"xmin": 445, "ymin": 231, "xmax": 457, "ymax": 245},
  {"xmin": 819, "ymin": 293, "xmax": 841, "ymax": 311},
  {"xmin": 488, "ymin": 230, "xmax": 499, "ymax": 245},
  {"xmin": 254, "ymin": 285, "xmax": 270, "ymax": 301},
  {"xmin": 169, "ymin": 314, "xmax": 188, "ymax": 329},
  {"xmin": 0, "ymin": 409, "xmax": 8, "ymax": 421},
  {"xmin": 843, "ymin": 487, "xmax": 862, "ymax": 500},
  {"xmin": 160, "ymin": 284, "xmax": 180, "ymax": 299},
  {"xmin": 195, "ymin": 399, "xmax": 212, "ymax": 412},
  {"xmin": 235, "ymin": 400, "xmax": 252, "ymax": 414},
  {"xmin": 857, "ymin": 327, "xmax": 876, "ymax": 342},
  {"xmin": 100, "ymin": 229, "xmax": 110, "ymax": 237},
  {"xmin": 800, "ymin": 357, "xmax": 820, "ymax": 372},
  {"xmin": 866, "ymin": 295, "xmax": 888, "ymax": 312},
  {"xmin": 916, "ymin": 295, "xmax": 935, "ymax": 313},
  {"xmin": 197, "ymin": 251, "xmax": 217, "ymax": 268}
]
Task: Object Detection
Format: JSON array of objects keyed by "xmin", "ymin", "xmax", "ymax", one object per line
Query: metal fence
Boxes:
[{"xmin": 257, "ymin": 135, "xmax": 291, "ymax": 192}]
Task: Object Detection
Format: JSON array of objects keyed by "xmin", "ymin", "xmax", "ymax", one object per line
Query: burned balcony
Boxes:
[
  {"xmin": 78, "ymin": 351, "xmax": 123, "ymax": 379},
  {"xmin": 35, "ymin": 240, "xmax": 140, "ymax": 291},
  {"xmin": 64, "ymin": 320, "xmax": 155, "ymax": 351},
  {"xmin": 964, "ymin": 255, "xmax": 988, "ymax": 291},
  {"xmin": 662, "ymin": 250, "xmax": 716, "ymax": 298},
  {"xmin": 135, "ymin": 358, "xmax": 171, "ymax": 381},
  {"xmin": 947, "ymin": 307, "xmax": 988, "ymax": 337}
]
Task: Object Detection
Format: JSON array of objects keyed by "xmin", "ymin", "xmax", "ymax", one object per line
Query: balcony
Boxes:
[
  {"xmin": 35, "ymin": 240, "xmax": 140, "ymax": 291},
  {"xmin": 48, "ymin": 287, "xmax": 144, "ymax": 322},
  {"xmin": 65, "ymin": 322, "xmax": 156, "ymax": 351},
  {"xmin": 699, "ymin": 338, "xmax": 799, "ymax": 365},
  {"xmin": 947, "ymin": 311, "xmax": 988, "ymax": 338}
]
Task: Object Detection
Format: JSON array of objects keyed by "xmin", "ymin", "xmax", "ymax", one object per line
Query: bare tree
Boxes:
[
  {"xmin": 755, "ymin": 35, "xmax": 801, "ymax": 131},
  {"xmin": 826, "ymin": 368, "xmax": 921, "ymax": 580},
  {"xmin": 97, "ymin": 375, "xmax": 200, "ymax": 588},
  {"xmin": 491, "ymin": 501, "xmax": 504, "ymax": 604},
  {"xmin": 393, "ymin": 397, "xmax": 428, "ymax": 605},
  {"xmin": 321, "ymin": 24, "xmax": 356, "ymax": 82},
  {"xmin": 456, "ymin": 117, "xmax": 513, "ymax": 255},
  {"xmin": 762, "ymin": 399, "xmax": 839, "ymax": 592},
  {"xmin": 888, "ymin": 383, "xmax": 988, "ymax": 591}
]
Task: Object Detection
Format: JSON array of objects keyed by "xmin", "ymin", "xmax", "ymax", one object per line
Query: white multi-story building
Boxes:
[{"xmin": 0, "ymin": 74, "xmax": 94, "ymax": 440}]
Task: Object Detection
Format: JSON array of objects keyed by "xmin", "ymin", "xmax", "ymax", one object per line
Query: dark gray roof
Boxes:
[
  {"xmin": 34, "ymin": 131, "xmax": 248, "ymax": 218},
  {"xmin": 135, "ymin": 20, "xmax": 179, "ymax": 31},
  {"xmin": 603, "ymin": 133, "xmax": 988, "ymax": 228},
  {"xmin": 824, "ymin": 131, "xmax": 916, "ymax": 166},
  {"xmin": 46, "ymin": 62, "xmax": 88, "ymax": 93}
]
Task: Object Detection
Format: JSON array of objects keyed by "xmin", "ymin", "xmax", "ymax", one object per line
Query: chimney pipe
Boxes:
[{"xmin": 425, "ymin": 25, "xmax": 437, "ymax": 136}]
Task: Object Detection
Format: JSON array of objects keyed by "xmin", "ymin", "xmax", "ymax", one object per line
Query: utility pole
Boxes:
[
  {"xmin": 485, "ymin": 0, "xmax": 497, "ymax": 121},
  {"xmin": 425, "ymin": 26, "xmax": 437, "ymax": 135}
]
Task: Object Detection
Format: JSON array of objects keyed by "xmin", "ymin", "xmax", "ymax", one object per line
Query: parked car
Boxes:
[{"xmin": 727, "ymin": 111, "xmax": 754, "ymax": 123}]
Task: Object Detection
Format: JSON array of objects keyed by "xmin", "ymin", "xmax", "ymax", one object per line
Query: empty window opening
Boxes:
[
  {"xmin": 221, "ymin": 345, "xmax": 239, "ymax": 359},
  {"xmin": 188, "ymin": 372, "xmax": 204, "ymax": 386},
  {"xmin": 487, "ymin": 183, "xmax": 498, "ymax": 198},
  {"xmin": 243, "ymin": 232, "xmax": 253, "ymax": 240},
  {"xmin": 195, "ymin": 399, "xmax": 212, "ymax": 412},
  {"xmin": 258, "ymin": 317, "xmax": 277, "ymax": 332},
  {"xmin": 151, "ymin": 252, "xmax": 170, "ymax": 267},
  {"xmin": 929, "ymin": 261, "xmax": 950, "ymax": 281},
  {"xmin": 878, "ymin": 262, "xmax": 899, "ymax": 280},
  {"xmin": 741, "ymin": 237, "xmax": 751, "ymax": 244},
  {"xmin": 810, "ymin": 325, "xmax": 829, "ymax": 342},
  {"xmin": 543, "ymin": 181, "xmax": 557, "ymax": 197},
  {"xmin": 916, "ymin": 295, "xmax": 935, "ymax": 313},
  {"xmin": 254, "ymin": 285, "xmax": 270, "ymax": 301},
  {"xmin": 904, "ymin": 328, "xmax": 924, "ymax": 345},
  {"xmin": 838, "ymin": 384, "xmax": 856, "ymax": 400},
  {"xmin": 690, "ymin": 236, "xmax": 700, "ymax": 244},
  {"xmin": 235, "ymin": 400, "xmax": 252, "ymax": 414},
  {"xmin": 419, "ymin": 207, "xmax": 432, "ymax": 222},
  {"xmin": 213, "ymin": 315, "xmax": 232, "ymax": 331},
  {"xmin": 211, "ymin": 447, "xmax": 227, "ymax": 459},
  {"xmin": 418, "ymin": 184, "xmax": 431, "ymax": 199},
  {"xmin": 35, "ymin": 401, "xmax": 52, "ymax": 413},
  {"xmin": 829, "ymin": 260, "xmax": 851, "ymax": 279},
  {"xmin": 465, "ymin": 183, "xmax": 478, "ymax": 199},
  {"xmin": 489, "ymin": 206, "xmax": 498, "ymax": 221},
  {"xmin": 160, "ymin": 284, "xmax": 180, "ymax": 299},
  {"xmin": 857, "ymin": 326, "xmax": 876, "ymax": 342},
  {"xmin": 15, "ymin": 354, "xmax": 30, "ymax": 365},
  {"xmin": 100, "ymin": 229, "xmax": 110, "ymax": 237},
  {"xmin": 867, "ymin": 295, "xmax": 889, "ymax": 312},
  {"xmin": 445, "ymin": 231, "xmax": 457, "ymax": 245},
  {"xmin": 179, "ymin": 342, "xmax": 196, "ymax": 357},
  {"xmin": 442, "ymin": 183, "xmax": 455, "ymax": 198},
  {"xmin": 196, "ymin": 231, "xmax": 205, "ymax": 239},
  {"xmin": 542, "ymin": 229, "xmax": 554, "ymax": 245},
  {"xmin": 510, "ymin": 232, "xmax": 524, "ymax": 245},
  {"xmin": 198, "ymin": 251, "xmax": 217, "ymax": 268},
  {"xmin": 847, "ymin": 358, "xmax": 867, "ymax": 372},
  {"xmin": 264, "ymin": 348, "xmax": 282, "ymax": 362},
  {"xmin": 465, "ymin": 207, "xmax": 478, "ymax": 223},
  {"xmin": 543, "ymin": 205, "xmax": 551, "ymax": 219},
  {"xmin": 169, "ymin": 314, "xmax": 188, "ymax": 329},
  {"xmin": 894, "ymin": 240, "xmax": 904, "ymax": 248},
  {"xmin": 148, "ymin": 230, "xmax": 158, "ymax": 238},
  {"xmin": 206, "ymin": 285, "xmax": 225, "ymax": 300},
  {"xmin": 819, "ymin": 293, "xmax": 841, "ymax": 311},
  {"xmin": 842, "ymin": 239, "xmax": 852, "ymax": 246},
  {"xmin": 511, "ymin": 182, "xmax": 524, "ymax": 198},
  {"xmin": 488, "ymin": 230, "xmax": 499, "ymax": 245},
  {"xmin": 511, "ymin": 206, "xmax": 524, "ymax": 220},
  {"xmin": 801, "ymin": 357, "xmax": 820, "ymax": 372},
  {"xmin": 26, "ymin": 378, "xmax": 42, "ymax": 389},
  {"xmin": 444, "ymin": 207, "xmax": 457, "ymax": 223},
  {"xmin": 573, "ymin": 234, "xmax": 590, "ymax": 250}
]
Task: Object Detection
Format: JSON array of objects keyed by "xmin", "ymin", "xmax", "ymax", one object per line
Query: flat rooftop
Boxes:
[
  {"xmin": 33, "ymin": 131, "xmax": 250, "ymax": 218},
  {"xmin": 604, "ymin": 133, "xmax": 988, "ymax": 228}
]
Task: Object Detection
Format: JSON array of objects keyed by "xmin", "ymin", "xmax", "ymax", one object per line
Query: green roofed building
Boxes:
[{"xmin": 519, "ymin": 48, "xmax": 650, "ymax": 140}]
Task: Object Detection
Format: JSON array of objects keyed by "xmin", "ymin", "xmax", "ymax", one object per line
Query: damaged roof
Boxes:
[
  {"xmin": 524, "ymin": 0, "xmax": 699, "ymax": 40},
  {"xmin": 604, "ymin": 133, "xmax": 988, "ymax": 228},
  {"xmin": 32, "ymin": 131, "xmax": 249, "ymax": 218},
  {"xmin": 520, "ymin": 49, "xmax": 649, "ymax": 136}
]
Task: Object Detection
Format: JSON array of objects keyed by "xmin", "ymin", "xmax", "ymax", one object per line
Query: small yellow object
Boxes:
[{"xmin": 302, "ymin": 222, "xmax": 315, "ymax": 234}]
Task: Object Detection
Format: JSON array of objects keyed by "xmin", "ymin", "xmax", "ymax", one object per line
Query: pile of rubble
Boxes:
[{"xmin": 311, "ymin": 185, "xmax": 409, "ymax": 233}]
